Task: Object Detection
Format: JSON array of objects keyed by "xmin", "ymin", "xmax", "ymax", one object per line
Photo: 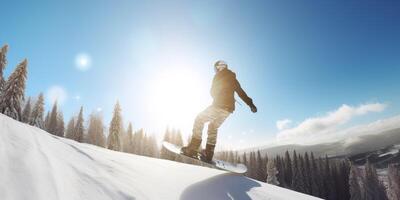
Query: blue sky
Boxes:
[{"xmin": 1, "ymin": 0, "xmax": 400, "ymax": 149}]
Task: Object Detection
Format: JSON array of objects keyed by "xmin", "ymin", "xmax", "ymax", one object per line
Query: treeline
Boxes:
[
  {"xmin": 0, "ymin": 44, "xmax": 158, "ymax": 158},
  {"xmin": 217, "ymin": 149, "xmax": 400, "ymax": 200}
]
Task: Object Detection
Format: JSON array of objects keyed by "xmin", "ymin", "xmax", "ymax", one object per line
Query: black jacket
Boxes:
[{"xmin": 210, "ymin": 69, "xmax": 254, "ymax": 113}]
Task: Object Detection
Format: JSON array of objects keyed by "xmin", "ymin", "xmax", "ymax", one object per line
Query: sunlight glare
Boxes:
[{"xmin": 146, "ymin": 68, "xmax": 209, "ymax": 135}]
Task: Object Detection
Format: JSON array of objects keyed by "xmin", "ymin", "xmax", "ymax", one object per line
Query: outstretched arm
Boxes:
[{"xmin": 234, "ymin": 78, "xmax": 257, "ymax": 113}]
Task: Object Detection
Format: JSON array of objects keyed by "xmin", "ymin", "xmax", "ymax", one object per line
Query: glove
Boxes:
[{"xmin": 250, "ymin": 104, "xmax": 257, "ymax": 113}]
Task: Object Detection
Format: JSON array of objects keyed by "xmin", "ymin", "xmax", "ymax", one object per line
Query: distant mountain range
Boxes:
[{"xmin": 248, "ymin": 128, "xmax": 400, "ymax": 167}]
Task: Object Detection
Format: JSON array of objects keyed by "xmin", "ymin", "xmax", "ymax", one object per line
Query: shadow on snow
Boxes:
[{"xmin": 180, "ymin": 173, "xmax": 261, "ymax": 200}]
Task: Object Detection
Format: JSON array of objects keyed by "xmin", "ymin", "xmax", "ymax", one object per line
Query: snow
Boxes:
[
  {"xmin": 378, "ymin": 144, "xmax": 400, "ymax": 157},
  {"xmin": 0, "ymin": 114, "xmax": 320, "ymax": 200}
]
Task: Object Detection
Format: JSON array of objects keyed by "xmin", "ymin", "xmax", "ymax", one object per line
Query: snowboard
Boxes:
[{"xmin": 162, "ymin": 141, "xmax": 247, "ymax": 174}]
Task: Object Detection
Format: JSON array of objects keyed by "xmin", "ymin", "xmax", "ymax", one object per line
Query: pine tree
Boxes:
[
  {"xmin": 21, "ymin": 97, "xmax": 32, "ymax": 123},
  {"xmin": 298, "ymin": 154, "xmax": 309, "ymax": 194},
  {"xmin": 29, "ymin": 93, "xmax": 45, "ymax": 128},
  {"xmin": 248, "ymin": 152, "xmax": 257, "ymax": 179},
  {"xmin": 330, "ymin": 163, "xmax": 339, "ymax": 200},
  {"xmin": 336, "ymin": 161, "xmax": 351, "ymax": 200},
  {"xmin": 0, "ymin": 44, "xmax": 8, "ymax": 92},
  {"xmin": 147, "ymin": 134, "xmax": 159, "ymax": 158},
  {"xmin": 242, "ymin": 153, "xmax": 248, "ymax": 176},
  {"xmin": 275, "ymin": 156, "xmax": 286, "ymax": 186},
  {"xmin": 107, "ymin": 102, "xmax": 123, "ymax": 151},
  {"xmin": 227, "ymin": 151, "xmax": 235, "ymax": 164},
  {"xmin": 48, "ymin": 101, "xmax": 58, "ymax": 135},
  {"xmin": 55, "ymin": 112, "xmax": 64, "ymax": 137},
  {"xmin": 349, "ymin": 164, "xmax": 363, "ymax": 200},
  {"xmin": 323, "ymin": 155, "xmax": 336, "ymax": 200},
  {"xmin": 318, "ymin": 157, "xmax": 329, "ymax": 199},
  {"xmin": 304, "ymin": 152, "xmax": 312, "ymax": 194},
  {"xmin": 0, "ymin": 59, "xmax": 27, "ymax": 121},
  {"xmin": 73, "ymin": 107, "xmax": 84, "ymax": 142},
  {"xmin": 266, "ymin": 158, "xmax": 280, "ymax": 185},
  {"xmin": 44, "ymin": 111, "xmax": 50, "ymax": 131},
  {"xmin": 387, "ymin": 164, "xmax": 400, "ymax": 200},
  {"xmin": 87, "ymin": 113, "xmax": 105, "ymax": 147},
  {"xmin": 65, "ymin": 117, "xmax": 75, "ymax": 139},
  {"xmin": 284, "ymin": 151, "xmax": 293, "ymax": 188},
  {"xmin": 310, "ymin": 152, "xmax": 321, "ymax": 197},
  {"xmin": 133, "ymin": 129, "xmax": 145, "ymax": 155},
  {"xmin": 292, "ymin": 150, "xmax": 306, "ymax": 193},
  {"xmin": 363, "ymin": 161, "xmax": 388, "ymax": 200},
  {"xmin": 122, "ymin": 122, "xmax": 134, "ymax": 152},
  {"xmin": 256, "ymin": 150, "xmax": 267, "ymax": 182}
]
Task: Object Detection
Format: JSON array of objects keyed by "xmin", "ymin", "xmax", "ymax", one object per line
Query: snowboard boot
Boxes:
[
  {"xmin": 181, "ymin": 138, "xmax": 201, "ymax": 158},
  {"xmin": 200, "ymin": 143, "xmax": 215, "ymax": 163}
]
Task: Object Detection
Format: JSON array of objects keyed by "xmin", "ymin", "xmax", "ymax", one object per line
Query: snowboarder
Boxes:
[{"xmin": 181, "ymin": 60, "xmax": 257, "ymax": 163}]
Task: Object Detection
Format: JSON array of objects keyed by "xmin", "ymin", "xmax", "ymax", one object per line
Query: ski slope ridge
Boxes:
[{"xmin": 0, "ymin": 114, "xmax": 320, "ymax": 200}]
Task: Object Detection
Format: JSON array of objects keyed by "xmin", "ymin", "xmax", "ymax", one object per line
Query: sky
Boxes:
[{"xmin": 1, "ymin": 0, "xmax": 400, "ymax": 150}]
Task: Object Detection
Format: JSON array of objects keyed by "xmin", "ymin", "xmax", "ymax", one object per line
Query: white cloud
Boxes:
[
  {"xmin": 276, "ymin": 119, "xmax": 292, "ymax": 130},
  {"xmin": 46, "ymin": 86, "xmax": 68, "ymax": 105},
  {"xmin": 75, "ymin": 53, "xmax": 92, "ymax": 71},
  {"xmin": 277, "ymin": 103, "xmax": 386, "ymax": 141}
]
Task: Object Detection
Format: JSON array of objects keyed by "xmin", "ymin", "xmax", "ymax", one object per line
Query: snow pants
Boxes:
[{"xmin": 192, "ymin": 105, "xmax": 230, "ymax": 146}]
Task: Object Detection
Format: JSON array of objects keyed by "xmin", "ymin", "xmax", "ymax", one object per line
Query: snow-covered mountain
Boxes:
[
  {"xmin": 249, "ymin": 127, "xmax": 400, "ymax": 159},
  {"xmin": 0, "ymin": 114, "xmax": 320, "ymax": 200}
]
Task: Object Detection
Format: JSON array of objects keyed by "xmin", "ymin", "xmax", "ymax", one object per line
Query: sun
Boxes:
[{"xmin": 146, "ymin": 68, "xmax": 210, "ymax": 134}]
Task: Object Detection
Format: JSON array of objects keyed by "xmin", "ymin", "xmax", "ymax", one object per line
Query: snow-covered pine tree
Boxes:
[
  {"xmin": 55, "ymin": 112, "xmax": 64, "ymax": 137},
  {"xmin": 122, "ymin": 122, "xmax": 134, "ymax": 153},
  {"xmin": 144, "ymin": 133, "xmax": 156, "ymax": 157},
  {"xmin": 363, "ymin": 161, "xmax": 388, "ymax": 200},
  {"xmin": 0, "ymin": 44, "xmax": 8, "ymax": 93},
  {"xmin": 29, "ymin": 93, "xmax": 45, "ymax": 128},
  {"xmin": 73, "ymin": 107, "xmax": 84, "ymax": 142},
  {"xmin": 87, "ymin": 113, "xmax": 105, "ymax": 147},
  {"xmin": 266, "ymin": 158, "xmax": 279, "ymax": 185},
  {"xmin": 65, "ymin": 117, "xmax": 75, "ymax": 139},
  {"xmin": 134, "ymin": 129, "xmax": 145, "ymax": 155},
  {"xmin": 349, "ymin": 164, "xmax": 363, "ymax": 200},
  {"xmin": 0, "ymin": 59, "xmax": 27, "ymax": 121},
  {"xmin": 387, "ymin": 164, "xmax": 400, "ymax": 200},
  {"xmin": 44, "ymin": 111, "xmax": 50, "ymax": 131},
  {"xmin": 48, "ymin": 101, "xmax": 58, "ymax": 135},
  {"xmin": 21, "ymin": 97, "xmax": 32, "ymax": 123},
  {"xmin": 107, "ymin": 102, "xmax": 123, "ymax": 151},
  {"xmin": 147, "ymin": 134, "xmax": 159, "ymax": 158}
]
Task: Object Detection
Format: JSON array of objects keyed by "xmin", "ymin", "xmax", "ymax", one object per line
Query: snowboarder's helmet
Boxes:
[{"xmin": 214, "ymin": 60, "xmax": 228, "ymax": 73}]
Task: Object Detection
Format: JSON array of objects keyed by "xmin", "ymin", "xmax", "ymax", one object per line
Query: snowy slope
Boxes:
[{"xmin": 0, "ymin": 114, "xmax": 320, "ymax": 200}]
